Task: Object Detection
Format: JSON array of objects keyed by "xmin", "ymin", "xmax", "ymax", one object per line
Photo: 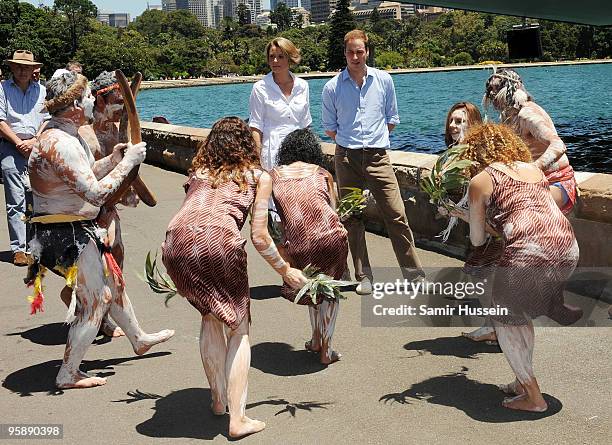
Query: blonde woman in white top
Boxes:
[{"xmin": 249, "ymin": 38, "xmax": 312, "ymax": 171}]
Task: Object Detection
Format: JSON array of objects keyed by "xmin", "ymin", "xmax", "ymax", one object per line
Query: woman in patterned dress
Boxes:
[
  {"xmin": 252, "ymin": 129, "xmax": 349, "ymax": 365},
  {"xmin": 451, "ymin": 123, "xmax": 581, "ymax": 412},
  {"xmin": 162, "ymin": 117, "xmax": 307, "ymax": 438},
  {"xmin": 443, "ymin": 102, "xmax": 501, "ymax": 344}
]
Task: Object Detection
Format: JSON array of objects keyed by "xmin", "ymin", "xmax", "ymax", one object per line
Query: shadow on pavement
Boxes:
[
  {"xmin": 134, "ymin": 388, "xmax": 230, "ymax": 440},
  {"xmin": 250, "ymin": 285, "xmax": 281, "ymax": 301},
  {"xmin": 7, "ymin": 322, "xmax": 132, "ymax": 346},
  {"xmin": 2, "ymin": 352, "xmax": 171, "ymax": 397},
  {"xmin": 251, "ymin": 342, "xmax": 327, "ymax": 376},
  {"xmin": 403, "ymin": 336, "xmax": 502, "ymax": 359},
  {"xmin": 0, "ymin": 250, "xmax": 13, "ymax": 264},
  {"xmin": 379, "ymin": 367, "xmax": 562, "ymax": 422},
  {"xmin": 247, "ymin": 398, "xmax": 333, "ymax": 417},
  {"xmin": 7, "ymin": 322, "xmax": 69, "ymax": 346}
]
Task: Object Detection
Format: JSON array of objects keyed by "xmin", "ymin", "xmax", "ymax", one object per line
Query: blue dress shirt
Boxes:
[
  {"xmin": 0, "ymin": 79, "xmax": 49, "ymax": 139},
  {"xmin": 321, "ymin": 66, "xmax": 400, "ymax": 149}
]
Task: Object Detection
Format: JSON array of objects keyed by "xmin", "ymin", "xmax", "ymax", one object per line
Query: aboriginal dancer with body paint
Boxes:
[
  {"xmin": 26, "ymin": 72, "xmax": 174, "ymax": 389},
  {"xmin": 251, "ymin": 128, "xmax": 349, "ymax": 365},
  {"xmin": 451, "ymin": 123, "xmax": 582, "ymax": 412},
  {"xmin": 161, "ymin": 117, "xmax": 307, "ymax": 438},
  {"xmin": 484, "ymin": 69, "xmax": 577, "ymax": 213}
]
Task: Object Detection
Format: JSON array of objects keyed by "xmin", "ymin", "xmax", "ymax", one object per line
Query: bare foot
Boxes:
[
  {"xmin": 498, "ymin": 379, "xmax": 526, "ymax": 396},
  {"xmin": 101, "ymin": 318, "xmax": 125, "ymax": 338},
  {"xmin": 57, "ymin": 371, "xmax": 107, "ymax": 389},
  {"xmin": 320, "ymin": 350, "xmax": 341, "ymax": 365},
  {"xmin": 502, "ymin": 394, "xmax": 547, "ymax": 412},
  {"xmin": 211, "ymin": 401, "xmax": 227, "ymax": 416},
  {"xmin": 134, "ymin": 329, "xmax": 175, "ymax": 355},
  {"xmin": 229, "ymin": 417, "xmax": 266, "ymax": 438},
  {"xmin": 461, "ymin": 326, "xmax": 497, "ymax": 343},
  {"xmin": 305, "ymin": 340, "xmax": 320, "ymax": 353}
]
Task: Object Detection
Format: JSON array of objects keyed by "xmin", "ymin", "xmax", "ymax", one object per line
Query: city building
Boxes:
[
  {"xmin": 162, "ymin": 0, "xmax": 177, "ymax": 11},
  {"xmin": 351, "ymin": 1, "xmax": 402, "ymax": 22},
  {"xmin": 291, "ymin": 6, "xmax": 311, "ymax": 26},
  {"xmin": 147, "ymin": 3, "xmax": 163, "ymax": 10},
  {"xmin": 310, "ymin": 0, "xmax": 337, "ymax": 23},
  {"xmin": 255, "ymin": 10, "xmax": 273, "ymax": 27},
  {"xmin": 97, "ymin": 11, "xmax": 131, "ymax": 27}
]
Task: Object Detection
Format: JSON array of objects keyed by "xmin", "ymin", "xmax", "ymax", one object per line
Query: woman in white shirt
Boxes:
[{"xmin": 249, "ymin": 37, "xmax": 312, "ymax": 171}]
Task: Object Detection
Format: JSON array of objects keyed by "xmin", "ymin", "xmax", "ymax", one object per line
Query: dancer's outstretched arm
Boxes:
[{"xmin": 250, "ymin": 171, "xmax": 308, "ymax": 289}]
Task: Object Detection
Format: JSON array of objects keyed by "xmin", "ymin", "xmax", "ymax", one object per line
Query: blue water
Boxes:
[{"xmin": 138, "ymin": 64, "xmax": 612, "ymax": 173}]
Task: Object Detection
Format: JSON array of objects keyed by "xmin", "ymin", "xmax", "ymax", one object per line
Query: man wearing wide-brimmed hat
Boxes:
[{"xmin": 0, "ymin": 50, "xmax": 49, "ymax": 266}]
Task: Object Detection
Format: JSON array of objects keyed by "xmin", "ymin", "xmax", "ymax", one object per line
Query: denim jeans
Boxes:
[{"xmin": 0, "ymin": 139, "xmax": 32, "ymax": 253}]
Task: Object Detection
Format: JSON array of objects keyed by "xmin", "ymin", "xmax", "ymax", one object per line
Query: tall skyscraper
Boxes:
[{"xmin": 162, "ymin": 0, "xmax": 177, "ymax": 11}]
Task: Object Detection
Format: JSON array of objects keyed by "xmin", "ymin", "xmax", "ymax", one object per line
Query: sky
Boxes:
[{"xmin": 24, "ymin": 0, "xmax": 272, "ymax": 19}]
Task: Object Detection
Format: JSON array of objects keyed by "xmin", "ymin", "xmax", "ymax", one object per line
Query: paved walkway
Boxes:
[{"xmin": 0, "ymin": 164, "xmax": 610, "ymax": 444}]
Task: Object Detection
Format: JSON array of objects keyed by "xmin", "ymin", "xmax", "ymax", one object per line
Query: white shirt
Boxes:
[{"xmin": 249, "ymin": 72, "xmax": 312, "ymax": 170}]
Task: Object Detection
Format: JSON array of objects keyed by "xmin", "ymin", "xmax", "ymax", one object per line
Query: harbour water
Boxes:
[{"xmin": 138, "ymin": 63, "xmax": 611, "ymax": 173}]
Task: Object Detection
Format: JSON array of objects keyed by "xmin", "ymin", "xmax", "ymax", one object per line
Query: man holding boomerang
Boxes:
[{"xmin": 27, "ymin": 71, "xmax": 173, "ymax": 389}]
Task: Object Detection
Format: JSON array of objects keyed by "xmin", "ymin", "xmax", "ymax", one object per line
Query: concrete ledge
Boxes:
[{"xmin": 141, "ymin": 121, "xmax": 612, "ymax": 267}]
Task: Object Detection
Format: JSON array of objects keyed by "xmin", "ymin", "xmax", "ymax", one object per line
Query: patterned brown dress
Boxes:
[
  {"xmin": 162, "ymin": 171, "xmax": 260, "ymax": 329},
  {"xmin": 484, "ymin": 166, "xmax": 579, "ymax": 325},
  {"xmin": 271, "ymin": 166, "xmax": 349, "ymax": 305}
]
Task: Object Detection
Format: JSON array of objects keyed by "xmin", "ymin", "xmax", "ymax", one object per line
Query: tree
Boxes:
[
  {"xmin": 237, "ymin": 4, "xmax": 250, "ymax": 26},
  {"xmin": 53, "ymin": 0, "xmax": 97, "ymax": 55},
  {"xmin": 0, "ymin": 0, "xmax": 20, "ymax": 52},
  {"xmin": 375, "ymin": 50, "xmax": 403, "ymax": 68},
  {"xmin": 130, "ymin": 9, "xmax": 167, "ymax": 43},
  {"xmin": 327, "ymin": 0, "xmax": 356, "ymax": 70},
  {"xmin": 270, "ymin": 3, "xmax": 292, "ymax": 32},
  {"xmin": 163, "ymin": 9, "xmax": 205, "ymax": 39}
]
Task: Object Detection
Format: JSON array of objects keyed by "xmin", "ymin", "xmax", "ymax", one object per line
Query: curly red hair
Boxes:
[
  {"xmin": 461, "ymin": 123, "xmax": 532, "ymax": 178},
  {"xmin": 190, "ymin": 117, "xmax": 260, "ymax": 191}
]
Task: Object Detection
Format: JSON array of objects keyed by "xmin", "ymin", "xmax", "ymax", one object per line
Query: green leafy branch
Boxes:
[
  {"xmin": 142, "ymin": 251, "xmax": 177, "ymax": 306},
  {"xmin": 420, "ymin": 144, "xmax": 474, "ymax": 210},
  {"xmin": 294, "ymin": 264, "xmax": 355, "ymax": 305},
  {"xmin": 337, "ymin": 187, "xmax": 368, "ymax": 221}
]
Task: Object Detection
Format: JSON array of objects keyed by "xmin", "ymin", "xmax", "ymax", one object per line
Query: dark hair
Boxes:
[
  {"xmin": 276, "ymin": 129, "xmax": 325, "ymax": 167},
  {"xmin": 190, "ymin": 117, "xmax": 260, "ymax": 191},
  {"xmin": 91, "ymin": 71, "xmax": 117, "ymax": 96}
]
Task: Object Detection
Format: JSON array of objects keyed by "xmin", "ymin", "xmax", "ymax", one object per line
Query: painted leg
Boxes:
[
  {"xmin": 319, "ymin": 299, "xmax": 341, "ymax": 365},
  {"xmin": 200, "ymin": 314, "xmax": 228, "ymax": 416},
  {"xmin": 61, "ymin": 285, "xmax": 124, "ymax": 337},
  {"xmin": 462, "ymin": 317, "xmax": 497, "ymax": 343},
  {"xmin": 305, "ymin": 305, "xmax": 321, "ymax": 352},
  {"xmin": 226, "ymin": 316, "xmax": 265, "ymax": 438},
  {"xmin": 107, "ymin": 284, "xmax": 174, "ymax": 355},
  {"xmin": 494, "ymin": 320, "xmax": 547, "ymax": 412},
  {"xmin": 56, "ymin": 242, "xmax": 109, "ymax": 389}
]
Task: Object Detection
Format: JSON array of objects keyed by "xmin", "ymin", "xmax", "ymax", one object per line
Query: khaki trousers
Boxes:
[{"xmin": 334, "ymin": 145, "xmax": 423, "ymax": 281}]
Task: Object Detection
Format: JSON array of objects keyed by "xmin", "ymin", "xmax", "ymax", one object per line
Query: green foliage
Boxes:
[
  {"xmin": 237, "ymin": 4, "xmax": 250, "ymax": 26},
  {"xmin": 453, "ymin": 51, "xmax": 473, "ymax": 66},
  {"xmin": 375, "ymin": 50, "xmax": 404, "ymax": 69},
  {"xmin": 270, "ymin": 3, "xmax": 292, "ymax": 32},
  {"xmin": 294, "ymin": 265, "xmax": 354, "ymax": 305},
  {"xmin": 420, "ymin": 145, "xmax": 474, "ymax": 209},
  {"xmin": 53, "ymin": 0, "xmax": 97, "ymax": 55},
  {"xmin": 142, "ymin": 251, "xmax": 177, "ymax": 306},
  {"xmin": 337, "ymin": 187, "xmax": 368, "ymax": 221},
  {"xmin": 327, "ymin": 0, "xmax": 356, "ymax": 70}
]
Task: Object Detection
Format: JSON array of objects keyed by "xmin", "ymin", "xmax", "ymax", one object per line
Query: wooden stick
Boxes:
[{"xmin": 104, "ymin": 70, "xmax": 144, "ymax": 208}]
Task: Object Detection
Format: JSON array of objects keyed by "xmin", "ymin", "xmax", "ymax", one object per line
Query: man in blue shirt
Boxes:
[
  {"xmin": 322, "ymin": 30, "xmax": 424, "ymax": 294},
  {"xmin": 0, "ymin": 50, "xmax": 49, "ymax": 266}
]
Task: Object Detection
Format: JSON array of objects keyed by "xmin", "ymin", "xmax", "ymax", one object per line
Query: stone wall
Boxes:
[{"xmin": 141, "ymin": 121, "xmax": 612, "ymax": 267}]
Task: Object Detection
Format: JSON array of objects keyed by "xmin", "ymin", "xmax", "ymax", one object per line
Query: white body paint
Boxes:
[{"xmin": 30, "ymin": 115, "xmax": 173, "ymax": 389}]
